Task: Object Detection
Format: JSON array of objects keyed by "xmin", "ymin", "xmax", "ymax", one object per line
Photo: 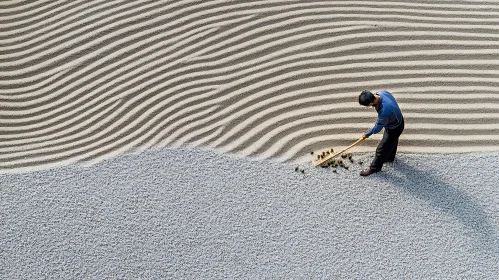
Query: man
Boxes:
[{"xmin": 358, "ymin": 90, "xmax": 404, "ymax": 176}]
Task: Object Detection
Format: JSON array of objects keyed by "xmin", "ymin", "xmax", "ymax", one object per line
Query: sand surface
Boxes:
[
  {"xmin": 1, "ymin": 1, "xmax": 499, "ymax": 278},
  {"xmin": 1, "ymin": 147, "xmax": 498, "ymax": 278},
  {"xmin": 1, "ymin": 0, "xmax": 499, "ymax": 172}
]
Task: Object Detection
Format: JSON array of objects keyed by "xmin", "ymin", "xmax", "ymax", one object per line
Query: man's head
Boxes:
[{"xmin": 359, "ymin": 90, "xmax": 375, "ymax": 106}]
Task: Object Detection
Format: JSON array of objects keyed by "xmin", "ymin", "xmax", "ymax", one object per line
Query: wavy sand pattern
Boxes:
[{"xmin": 1, "ymin": 0, "xmax": 499, "ymax": 172}]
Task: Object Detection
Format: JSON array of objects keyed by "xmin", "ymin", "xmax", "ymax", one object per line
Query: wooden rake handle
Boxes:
[{"xmin": 313, "ymin": 137, "xmax": 366, "ymax": 167}]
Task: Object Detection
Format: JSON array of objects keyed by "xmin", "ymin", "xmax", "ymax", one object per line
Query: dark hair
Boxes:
[{"xmin": 359, "ymin": 90, "xmax": 375, "ymax": 106}]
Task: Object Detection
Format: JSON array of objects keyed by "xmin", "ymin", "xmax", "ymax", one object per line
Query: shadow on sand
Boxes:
[{"xmin": 379, "ymin": 159, "xmax": 498, "ymax": 258}]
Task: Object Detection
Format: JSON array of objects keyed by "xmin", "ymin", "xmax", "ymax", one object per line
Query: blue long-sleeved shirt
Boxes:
[{"xmin": 365, "ymin": 90, "xmax": 403, "ymax": 136}]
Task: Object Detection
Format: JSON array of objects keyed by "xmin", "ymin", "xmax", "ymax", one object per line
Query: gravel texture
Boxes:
[{"xmin": 1, "ymin": 147, "xmax": 498, "ymax": 279}]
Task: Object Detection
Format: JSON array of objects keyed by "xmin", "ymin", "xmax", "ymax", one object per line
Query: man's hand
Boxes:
[{"xmin": 361, "ymin": 133, "xmax": 369, "ymax": 140}]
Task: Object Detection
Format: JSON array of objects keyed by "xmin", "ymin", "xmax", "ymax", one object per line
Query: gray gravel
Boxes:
[{"xmin": 1, "ymin": 147, "xmax": 498, "ymax": 279}]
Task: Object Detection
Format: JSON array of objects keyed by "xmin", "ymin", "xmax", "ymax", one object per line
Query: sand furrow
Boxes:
[
  {"xmin": 0, "ymin": 1, "xmax": 66, "ymax": 19},
  {"xmin": 209, "ymin": 99, "xmax": 499, "ymax": 152},
  {"xmin": 0, "ymin": 87, "xmax": 223, "ymax": 166},
  {"xmin": 1, "ymin": 0, "xmax": 499, "ymax": 171},
  {"xmin": 166, "ymin": 74, "xmax": 499, "ymax": 144},
  {"xmin": 276, "ymin": 133, "xmax": 499, "ymax": 162},
  {"xmin": 0, "ymin": 0, "xmax": 105, "ymax": 34},
  {"xmin": 6, "ymin": 58, "xmax": 496, "ymax": 112},
  {"xmin": 0, "ymin": 27, "xmax": 221, "ymax": 115},
  {"xmin": 0, "ymin": 2, "xmax": 188, "ymax": 70}
]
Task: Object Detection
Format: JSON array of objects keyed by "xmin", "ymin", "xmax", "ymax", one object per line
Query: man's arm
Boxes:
[{"xmin": 365, "ymin": 114, "xmax": 389, "ymax": 137}]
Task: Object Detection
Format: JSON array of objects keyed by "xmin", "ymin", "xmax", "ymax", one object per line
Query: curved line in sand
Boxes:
[{"xmin": 2, "ymin": 0, "xmax": 499, "ymax": 171}]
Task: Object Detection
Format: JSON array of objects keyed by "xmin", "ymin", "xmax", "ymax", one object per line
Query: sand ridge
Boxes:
[{"xmin": 1, "ymin": 0, "xmax": 499, "ymax": 171}]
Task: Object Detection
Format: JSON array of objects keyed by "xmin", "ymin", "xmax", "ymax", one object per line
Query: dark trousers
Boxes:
[{"xmin": 370, "ymin": 118, "xmax": 404, "ymax": 172}]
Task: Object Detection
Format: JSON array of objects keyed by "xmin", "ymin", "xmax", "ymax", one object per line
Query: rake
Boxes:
[{"xmin": 313, "ymin": 137, "xmax": 366, "ymax": 167}]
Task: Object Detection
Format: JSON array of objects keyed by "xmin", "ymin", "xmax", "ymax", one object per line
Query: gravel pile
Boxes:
[{"xmin": 1, "ymin": 147, "xmax": 498, "ymax": 279}]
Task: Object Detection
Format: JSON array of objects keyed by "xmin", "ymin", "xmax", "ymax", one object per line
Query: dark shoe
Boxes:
[
  {"xmin": 386, "ymin": 159, "xmax": 394, "ymax": 163},
  {"xmin": 360, "ymin": 167, "xmax": 376, "ymax": 176}
]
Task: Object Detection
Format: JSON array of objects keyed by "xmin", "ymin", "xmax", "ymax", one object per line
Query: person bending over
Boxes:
[{"xmin": 358, "ymin": 90, "xmax": 404, "ymax": 176}]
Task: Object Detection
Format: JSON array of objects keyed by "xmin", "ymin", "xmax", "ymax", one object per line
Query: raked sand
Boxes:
[
  {"xmin": 1, "ymin": 0, "xmax": 499, "ymax": 172},
  {"xmin": 1, "ymin": 147, "xmax": 498, "ymax": 278},
  {"xmin": 1, "ymin": 0, "xmax": 499, "ymax": 278}
]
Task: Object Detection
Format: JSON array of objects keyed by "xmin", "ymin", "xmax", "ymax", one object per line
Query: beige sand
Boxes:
[{"xmin": 1, "ymin": 0, "xmax": 499, "ymax": 172}]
